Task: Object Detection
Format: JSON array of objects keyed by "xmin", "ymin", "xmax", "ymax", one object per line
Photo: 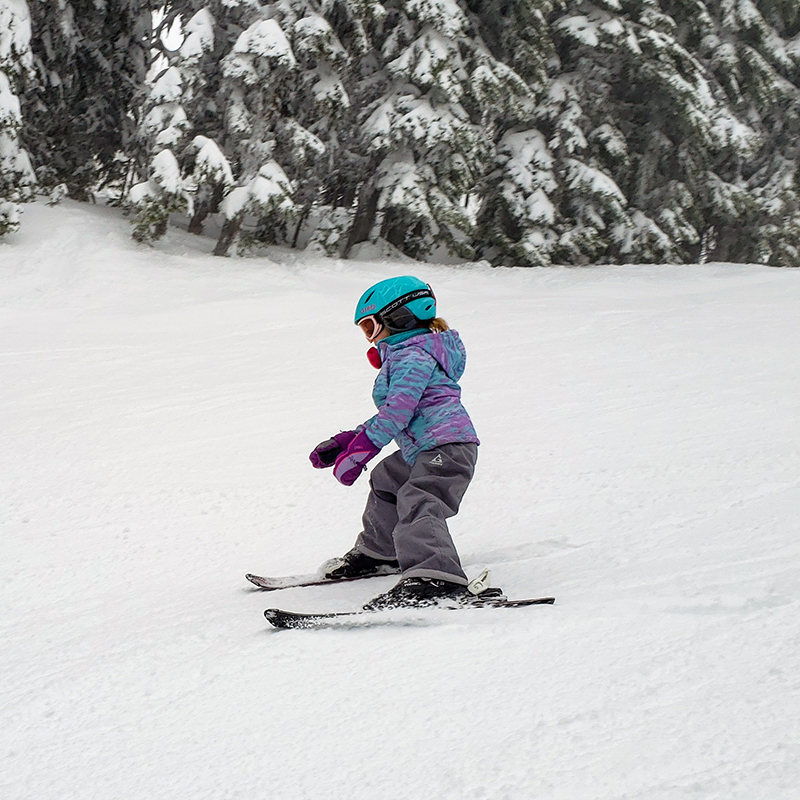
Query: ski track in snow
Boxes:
[{"xmin": 1, "ymin": 201, "xmax": 799, "ymax": 799}]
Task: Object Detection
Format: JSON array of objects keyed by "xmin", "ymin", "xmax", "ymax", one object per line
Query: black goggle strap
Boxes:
[
  {"xmin": 382, "ymin": 305, "xmax": 418, "ymax": 332},
  {"xmin": 377, "ymin": 287, "xmax": 434, "ymax": 319}
]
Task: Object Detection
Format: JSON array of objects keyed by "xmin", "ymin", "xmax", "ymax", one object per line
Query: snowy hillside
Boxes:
[{"xmin": 2, "ymin": 201, "xmax": 799, "ymax": 799}]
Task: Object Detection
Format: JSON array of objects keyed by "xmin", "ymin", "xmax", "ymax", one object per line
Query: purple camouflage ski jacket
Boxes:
[{"xmin": 360, "ymin": 329, "xmax": 480, "ymax": 465}]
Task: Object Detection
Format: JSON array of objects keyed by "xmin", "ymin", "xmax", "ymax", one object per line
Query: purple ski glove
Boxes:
[
  {"xmin": 333, "ymin": 430, "xmax": 381, "ymax": 486},
  {"xmin": 309, "ymin": 430, "xmax": 357, "ymax": 469}
]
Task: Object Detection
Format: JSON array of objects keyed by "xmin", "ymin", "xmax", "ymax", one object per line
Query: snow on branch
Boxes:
[{"xmin": 180, "ymin": 8, "xmax": 215, "ymax": 63}]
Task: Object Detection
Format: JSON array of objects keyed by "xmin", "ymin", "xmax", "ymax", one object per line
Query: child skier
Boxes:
[{"xmin": 309, "ymin": 275, "xmax": 502, "ymax": 609}]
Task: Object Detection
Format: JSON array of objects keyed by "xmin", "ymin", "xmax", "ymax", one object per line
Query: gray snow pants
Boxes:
[{"xmin": 354, "ymin": 443, "xmax": 478, "ymax": 585}]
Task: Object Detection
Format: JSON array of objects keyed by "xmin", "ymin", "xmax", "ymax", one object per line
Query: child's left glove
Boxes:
[
  {"xmin": 333, "ymin": 430, "xmax": 381, "ymax": 486},
  {"xmin": 309, "ymin": 430, "xmax": 357, "ymax": 469}
]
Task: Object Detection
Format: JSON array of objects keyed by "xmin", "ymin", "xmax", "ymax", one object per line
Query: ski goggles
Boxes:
[{"xmin": 358, "ymin": 315, "xmax": 383, "ymax": 342}]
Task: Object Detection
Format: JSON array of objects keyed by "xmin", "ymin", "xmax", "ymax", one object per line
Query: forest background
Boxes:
[{"xmin": 1, "ymin": 0, "xmax": 799, "ymax": 267}]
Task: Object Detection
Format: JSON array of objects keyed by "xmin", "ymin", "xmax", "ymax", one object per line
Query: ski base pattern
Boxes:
[
  {"xmin": 245, "ymin": 567, "xmax": 397, "ymax": 592},
  {"xmin": 264, "ymin": 596, "xmax": 555, "ymax": 629}
]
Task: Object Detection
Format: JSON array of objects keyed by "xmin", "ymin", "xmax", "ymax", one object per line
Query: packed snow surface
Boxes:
[{"xmin": 2, "ymin": 201, "xmax": 799, "ymax": 799}]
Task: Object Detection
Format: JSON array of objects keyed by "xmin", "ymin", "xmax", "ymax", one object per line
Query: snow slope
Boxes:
[{"xmin": 2, "ymin": 201, "xmax": 799, "ymax": 799}]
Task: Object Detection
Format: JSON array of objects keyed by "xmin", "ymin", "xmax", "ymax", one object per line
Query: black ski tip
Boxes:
[
  {"xmin": 264, "ymin": 608, "xmax": 286, "ymax": 627},
  {"xmin": 264, "ymin": 608, "xmax": 325, "ymax": 630}
]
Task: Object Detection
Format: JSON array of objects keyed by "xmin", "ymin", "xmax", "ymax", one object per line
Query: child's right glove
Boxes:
[
  {"xmin": 309, "ymin": 430, "xmax": 357, "ymax": 469},
  {"xmin": 333, "ymin": 430, "xmax": 381, "ymax": 486}
]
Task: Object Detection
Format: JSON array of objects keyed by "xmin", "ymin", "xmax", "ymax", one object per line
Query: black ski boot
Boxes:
[
  {"xmin": 322, "ymin": 548, "xmax": 400, "ymax": 581},
  {"xmin": 363, "ymin": 577, "xmax": 505, "ymax": 610}
]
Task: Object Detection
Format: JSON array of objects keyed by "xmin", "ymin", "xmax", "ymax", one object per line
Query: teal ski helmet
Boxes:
[{"xmin": 354, "ymin": 276, "xmax": 436, "ymax": 333}]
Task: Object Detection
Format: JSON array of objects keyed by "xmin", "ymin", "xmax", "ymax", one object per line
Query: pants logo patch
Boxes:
[{"xmin": 429, "ymin": 454, "xmax": 444, "ymax": 466}]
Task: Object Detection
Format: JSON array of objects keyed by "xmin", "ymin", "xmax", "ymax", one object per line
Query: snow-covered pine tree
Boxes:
[
  {"xmin": 500, "ymin": 0, "xmax": 766, "ymax": 266},
  {"xmin": 128, "ymin": 4, "xmax": 222, "ymax": 241},
  {"xmin": 209, "ymin": 7, "xmax": 305, "ymax": 254},
  {"xmin": 131, "ymin": 0, "xmax": 356, "ymax": 254},
  {"xmin": 308, "ymin": 0, "xmax": 378, "ymax": 233},
  {"xmin": 128, "ymin": 147, "xmax": 190, "ymax": 241},
  {"xmin": 475, "ymin": 126, "xmax": 561, "ymax": 265},
  {"xmin": 313, "ymin": 0, "xmax": 384, "ymax": 255},
  {"xmin": 470, "ymin": 0, "xmax": 560, "ymax": 265},
  {"xmin": 482, "ymin": 0, "xmax": 799, "ymax": 268},
  {"xmin": 24, "ymin": 1, "xmax": 154, "ymax": 200},
  {"xmin": 468, "ymin": 0, "xmax": 553, "ymax": 87},
  {"xmin": 128, "ymin": 62, "xmax": 190, "ymax": 241},
  {"xmin": 342, "ymin": 0, "xmax": 531, "ymax": 260},
  {"xmin": 0, "ymin": 0, "xmax": 36, "ymax": 236},
  {"xmin": 695, "ymin": 0, "xmax": 800, "ymax": 265},
  {"xmin": 127, "ymin": 1, "xmax": 235, "ymax": 241},
  {"xmin": 175, "ymin": 7, "xmax": 234, "ymax": 235},
  {"xmin": 259, "ymin": 0, "xmax": 355, "ymax": 254}
]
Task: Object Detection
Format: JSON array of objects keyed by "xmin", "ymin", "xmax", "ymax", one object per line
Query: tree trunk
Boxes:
[
  {"xmin": 381, "ymin": 208, "xmax": 424, "ymax": 259},
  {"xmin": 154, "ymin": 215, "xmax": 169, "ymax": 239},
  {"xmin": 188, "ymin": 200, "xmax": 210, "ymax": 235},
  {"xmin": 342, "ymin": 183, "xmax": 379, "ymax": 258},
  {"xmin": 710, "ymin": 224, "xmax": 739, "ymax": 263},
  {"xmin": 292, "ymin": 203, "xmax": 312, "ymax": 249},
  {"xmin": 382, "ymin": 207, "xmax": 405, "ymax": 251},
  {"xmin": 189, "ymin": 184, "xmax": 225, "ymax": 235},
  {"xmin": 213, "ymin": 217, "xmax": 241, "ymax": 256}
]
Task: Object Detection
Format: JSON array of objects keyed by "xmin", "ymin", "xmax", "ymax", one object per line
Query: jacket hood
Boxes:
[{"xmin": 384, "ymin": 329, "xmax": 467, "ymax": 381}]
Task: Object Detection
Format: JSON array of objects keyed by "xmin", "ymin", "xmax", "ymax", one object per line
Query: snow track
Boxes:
[{"xmin": 1, "ymin": 201, "xmax": 799, "ymax": 799}]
